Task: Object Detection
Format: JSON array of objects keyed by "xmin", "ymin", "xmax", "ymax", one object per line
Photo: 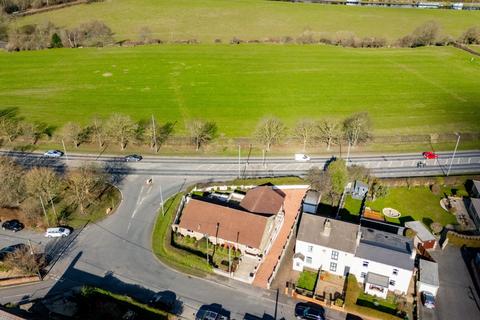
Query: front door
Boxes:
[{"xmin": 343, "ymin": 266, "xmax": 350, "ymax": 276}]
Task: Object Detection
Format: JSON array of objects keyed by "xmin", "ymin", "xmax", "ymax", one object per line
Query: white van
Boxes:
[{"xmin": 294, "ymin": 154, "xmax": 310, "ymax": 162}]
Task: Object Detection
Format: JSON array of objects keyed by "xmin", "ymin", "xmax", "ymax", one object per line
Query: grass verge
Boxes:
[{"xmin": 151, "ymin": 193, "xmax": 212, "ymax": 276}]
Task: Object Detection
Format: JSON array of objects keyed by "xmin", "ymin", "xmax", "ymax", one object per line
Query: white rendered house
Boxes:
[
  {"xmin": 293, "ymin": 215, "xmax": 360, "ymax": 276},
  {"xmin": 293, "ymin": 213, "xmax": 416, "ymax": 299}
]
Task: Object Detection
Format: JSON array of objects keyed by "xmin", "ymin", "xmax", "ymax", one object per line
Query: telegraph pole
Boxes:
[
  {"xmin": 151, "ymin": 114, "xmax": 157, "ymax": 152},
  {"xmin": 205, "ymin": 234, "xmax": 209, "ymax": 265},
  {"xmin": 238, "ymin": 145, "xmax": 241, "ymax": 178},
  {"xmin": 346, "ymin": 142, "xmax": 351, "ymax": 167},
  {"xmin": 160, "ymin": 184, "xmax": 165, "ymax": 216},
  {"xmin": 61, "ymin": 139, "xmax": 68, "ymax": 161},
  {"xmin": 447, "ymin": 133, "xmax": 461, "ymax": 177}
]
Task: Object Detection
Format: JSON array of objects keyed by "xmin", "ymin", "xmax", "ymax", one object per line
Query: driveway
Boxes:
[{"xmin": 430, "ymin": 247, "xmax": 480, "ymax": 320}]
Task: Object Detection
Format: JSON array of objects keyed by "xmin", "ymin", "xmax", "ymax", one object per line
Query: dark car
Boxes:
[
  {"xmin": 295, "ymin": 302, "xmax": 325, "ymax": 320},
  {"xmin": 2, "ymin": 220, "xmax": 24, "ymax": 232},
  {"xmin": 125, "ymin": 154, "xmax": 143, "ymax": 162},
  {"xmin": 148, "ymin": 291, "xmax": 176, "ymax": 312},
  {"xmin": 421, "ymin": 291, "xmax": 436, "ymax": 309},
  {"xmin": 196, "ymin": 304, "xmax": 230, "ymax": 320},
  {"xmin": 0, "ymin": 243, "xmax": 28, "ymax": 261}
]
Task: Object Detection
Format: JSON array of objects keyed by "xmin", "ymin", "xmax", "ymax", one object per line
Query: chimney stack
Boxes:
[{"xmin": 323, "ymin": 219, "xmax": 331, "ymax": 237}]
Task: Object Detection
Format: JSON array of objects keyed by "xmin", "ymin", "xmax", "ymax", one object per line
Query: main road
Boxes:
[{"xmin": 0, "ymin": 150, "xmax": 479, "ymax": 319}]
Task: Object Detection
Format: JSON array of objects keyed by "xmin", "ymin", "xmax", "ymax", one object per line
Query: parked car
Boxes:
[
  {"xmin": 2, "ymin": 219, "xmax": 24, "ymax": 232},
  {"xmin": 422, "ymin": 291, "xmax": 436, "ymax": 309},
  {"xmin": 45, "ymin": 227, "xmax": 71, "ymax": 238},
  {"xmin": 44, "ymin": 150, "xmax": 64, "ymax": 158},
  {"xmin": 148, "ymin": 291, "xmax": 176, "ymax": 312},
  {"xmin": 295, "ymin": 302, "xmax": 325, "ymax": 320},
  {"xmin": 196, "ymin": 304, "xmax": 230, "ymax": 320},
  {"xmin": 295, "ymin": 153, "xmax": 311, "ymax": 162},
  {"xmin": 0, "ymin": 244, "xmax": 28, "ymax": 261},
  {"xmin": 423, "ymin": 151, "xmax": 438, "ymax": 159},
  {"xmin": 125, "ymin": 154, "xmax": 143, "ymax": 162}
]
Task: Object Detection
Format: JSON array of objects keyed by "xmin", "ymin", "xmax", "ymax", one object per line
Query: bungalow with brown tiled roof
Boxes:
[{"xmin": 173, "ymin": 186, "xmax": 286, "ymax": 257}]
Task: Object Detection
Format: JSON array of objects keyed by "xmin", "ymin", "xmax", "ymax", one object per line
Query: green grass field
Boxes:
[
  {"xmin": 14, "ymin": 0, "xmax": 480, "ymax": 42},
  {"xmin": 1, "ymin": 44, "xmax": 479, "ymax": 137}
]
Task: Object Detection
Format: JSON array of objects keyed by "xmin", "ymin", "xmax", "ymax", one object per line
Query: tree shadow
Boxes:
[
  {"xmin": 102, "ymin": 158, "xmax": 132, "ymax": 185},
  {"xmin": 28, "ymin": 251, "xmax": 184, "ymax": 318},
  {"xmin": 4, "ymin": 150, "xmax": 67, "ymax": 175}
]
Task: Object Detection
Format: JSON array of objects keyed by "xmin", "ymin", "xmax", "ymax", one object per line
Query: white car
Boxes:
[
  {"xmin": 45, "ymin": 227, "xmax": 71, "ymax": 238},
  {"xmin": 294, "ymin": 153, "xmax": 311, "ymax": 162},
  {"xmin": 44, "ymin": 150, "xmax": 64, "ymax": 158}
]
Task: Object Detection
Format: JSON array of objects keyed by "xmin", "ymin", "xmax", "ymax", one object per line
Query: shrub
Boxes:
[
  {"xmin": 397, "ymin": 21, "xmax": 441, "ymax": 48},
  {"xmin": 230, "ymin": 37, "xmax": 243, "ymax": 44},
  {"xmin": 430, "ymin": 183, "xmax": 441, "ymax": 195},
  {"xmin": 459, "ymin": 26, "xmax": 480, "ymax": 45}
]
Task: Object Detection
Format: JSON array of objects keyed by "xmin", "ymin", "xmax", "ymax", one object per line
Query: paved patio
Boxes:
[{"xmin": 252, "ymin": 188, "xmax": 306, "ymax": 288}]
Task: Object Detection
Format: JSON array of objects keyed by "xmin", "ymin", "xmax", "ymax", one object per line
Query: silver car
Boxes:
[{"xmin": 44, "ymin": 150, "xmax": 64, "ymax": 158}]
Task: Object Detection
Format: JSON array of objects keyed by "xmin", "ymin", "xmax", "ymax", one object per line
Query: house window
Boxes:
[
  {"xmin": 389, "ymin": 280, "xmax": 396, "ymax": 286},
  {"xmin": 307, "ymin": 245, "xmax": 313, "ymax": 253},
  {"xmin": 393, "ymin": 269, "xmax": 398, "ymax": 276},
  {"xmin": 363, "ymin": 261, "xmax": 369, "ymax": 267},
  {"xmin": 306, "ymin": 257, "xmax": 312, "ymax": 264},
  {"xmin": 330, "ymin": 262, "xmax": 337, "ymax": 272},
  {"xmin": 331, "ymin": 250, "xmax": 339, "ymax": 261},
  {"xmin": 361, "ymin": 272, "xmax": 366, "ymax": 278}
]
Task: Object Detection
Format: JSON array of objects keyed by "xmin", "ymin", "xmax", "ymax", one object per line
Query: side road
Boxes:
[{"xmin": 0, "ymin": 174, "xmax": 346, "ymax": 319}]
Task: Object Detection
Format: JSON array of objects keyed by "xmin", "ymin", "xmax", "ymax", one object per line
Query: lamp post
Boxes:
[
  {"xmin": 447, "ymin": 133, "xmax": 460, "ymax": 177},
  {"xmin": 205, "ymin": 233, "xmax": 209, "ymax": 265},
  {"xmin": 238, "ymin": 144, "xmax": 241, "ymax": 178}
]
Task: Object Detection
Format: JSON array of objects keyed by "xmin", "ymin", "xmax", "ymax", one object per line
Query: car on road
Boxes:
[
  {"xmin": 2, "ymin": 219, "xmax": 24, "ymax": 232},
  {"xmin": 423, "ymin": 151, "xmax": 438, "ymax": 159},
  {"xmin": 148, "ymin": 291, "xmax": 176, "ymax": 312},
  {"xmin": 44, "ymin": 150, "xmax": 64, "ymax": 158},
  {"xmin": 295, "ymin": 302, "xmax": 325, "ymax": 320},
  {"xmin": 421, "ymin": 291, "xmax": 436, "ymax": 309},
  {"xmin": 44, "ymin": 227, "xmax": 71, "ymax": 238},
  {"xmin": 125, "ymin": 154, "xmax": 143, "ymax": 162},
  {"xmin": 0, "ymin": 243, "xmax": 27, "ymax": 261},
  {"xmin": 295, "ymin": 153, "xmax": 311, "ymax": 162}
]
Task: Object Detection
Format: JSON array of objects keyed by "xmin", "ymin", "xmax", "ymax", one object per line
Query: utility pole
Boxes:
[
  {"xmin": 262, "ymin": 149, "xmax": 266, "ymax": 168},
  {"xmin": 228, "ymin": 245, "xmax": 231, "ymax": 277},
  {"xmin": 238, "ymin": 144, "xmax": 241, "ymax": 178},
  {"xmin": 28, "ymin": 239, "xmax": 34, "ymax": 255},
  {"xmin": 205, "ymin": 234, "xmax": 209, "ymax": 265},
  {"xmin": 151, "ymin": 114, "xmax": 157, "ymax": 153},
  {"xmin": 160, "ymin": 184, "xmax": 165, "ymax": 216},
  {"xmin": 39, "ymin": 196, "xmax": 49, "ymax": 227},
  {"xmin": 346, "ymin": 142, "xmax": 351, "ymax": 167},
  {"xmin": 447, "ymin": 133, "xmax": 461, "ymax": 177},
  {"xmin": 61, "ymin": 139, "xmax": 68, "ymax": 161}
]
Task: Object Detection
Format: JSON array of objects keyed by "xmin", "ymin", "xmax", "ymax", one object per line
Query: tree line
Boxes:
[
  {"xmin": 0, "ymin": 156, "xmax": 109, "ymax": 226},
  {"xmin": 1, "ymin": 107, "xmax": 372, "ymax": 152},
  {"xmin": 1, "ymin": 16, "xmax": 479, "ymax": 51},
  {"xmin": 0, "ymin": 0, "xmax": 102, "ymax": 14}
]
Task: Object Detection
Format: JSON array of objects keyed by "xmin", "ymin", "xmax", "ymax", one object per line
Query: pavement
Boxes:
[{"xmin": 428, "ymin": 247, "xmax": 480, "ymax": 320}]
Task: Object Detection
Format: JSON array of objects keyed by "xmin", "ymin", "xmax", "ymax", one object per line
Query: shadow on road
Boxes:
[
  {"xmin": 28, "ymin": 251, "xmax": 184, "ymax": 318},
  {"xmin": 4, "ymin": 150, "xmax": 67, "ymax": 175},
  {"xmin": 102, "ymin": 158, "xmax": 132, "ymax": 185}
]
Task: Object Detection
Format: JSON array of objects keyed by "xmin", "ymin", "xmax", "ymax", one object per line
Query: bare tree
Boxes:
[
  {"xmin": 343, "ymin": 112, "xmax": 371, "ymax": 147},
  {"xmin": 187, "ymin": 119, "xmax": 217, "ymax": 151},
  {"xmin": 292, "ymin": 119, "xmax": 317, "ymax": 152},
  {"xmin": 90, "ymin": 115, "xmax": 106, "ymax": 149},
  {"xmin": 25, "ymin": 167, "xmax": 61, "ymax": 220},
  {"xmin": 317, "ymin": 118, "xmax": 341, "ymax": 150},
  {"xmin": 21, "ymin": 121, "xmax": 47, "ymax": 144},
  {"xmin": 0, "ymin": 107, "xmax": 22, "ymax": 143},
  {"xmin": 3, "ymin": 246, "xmax": 44, "ymax": 276},
  {"xmin": 60, "ymin": 121, "xmax": 85, "ymax": 148},
  {"xmin": 144, "ymin": 117, "xmax": 175, "ymax": 152},
  {"xmin": 254, "ymin": 117, "xmax": 286, "ymax": 152},
  {"xmin": 0, "ymin": 156, "xmax": 26, "ymax": 207},
  {"xmin": 106, "ymin": 113, "xmax": 137, "ymax": 150},
  {"xmin": 66, "ymin": 164, "xmax": 103, "ymax": 215}
]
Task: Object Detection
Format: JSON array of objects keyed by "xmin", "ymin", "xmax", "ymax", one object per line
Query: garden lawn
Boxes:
[
  {"xmin": 343, "ymin": 196, "xmax": 363, "ymax": 216},
  {"xmin": 1, "ymin": 45, "xmax": 479, "ymax": 137},
  {"xmin": 366, "ymin": 186, "xmax": 457, "ymax": 226},
  {"xmin": 18, "ymin": 0, "xmax": 480, "ymax": 42},
  {"xmin": 297, "ymin": 270, "xmax": 317, "ymax": 291}
]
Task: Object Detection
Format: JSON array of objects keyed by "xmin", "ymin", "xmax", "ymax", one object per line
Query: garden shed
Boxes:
[
  {"xmin": 405, "ymin": 221, "xmax": 437, "ymax": 250},
  {"xmin": 351, "ymin": 180, "xmax": 369, "ymax": 200},
  {"xmin": 303, "ymin": 190, "xmax": 321, "ymax": 214}
]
